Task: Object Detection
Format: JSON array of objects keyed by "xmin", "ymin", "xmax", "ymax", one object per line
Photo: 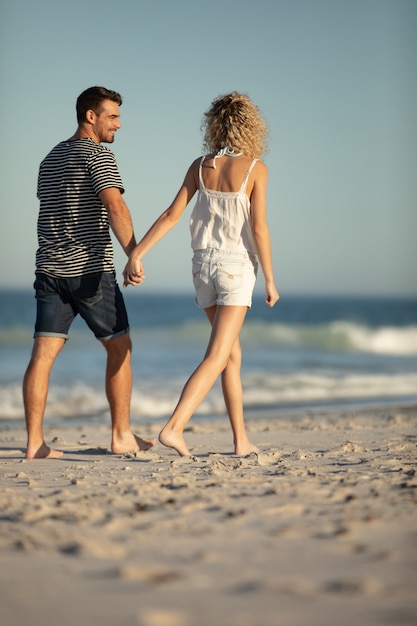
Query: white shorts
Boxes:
[{"xmin": 192, "ymin": 248, "xmax": 258, "ymax": 309}]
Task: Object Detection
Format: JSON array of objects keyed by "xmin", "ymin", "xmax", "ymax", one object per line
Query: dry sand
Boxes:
[{"xmin": 0, "ymin": 405, "xmax": 416, "ymax": 626}]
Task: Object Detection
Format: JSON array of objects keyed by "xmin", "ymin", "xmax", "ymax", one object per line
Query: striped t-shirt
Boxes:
[{"xmin": 36, "ymin": 138, "xmax": 124, "ymax": 277}]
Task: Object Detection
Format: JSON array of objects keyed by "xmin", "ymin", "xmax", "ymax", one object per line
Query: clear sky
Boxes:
[{"xmin": 1, "ymin": 0, "xmax": 416, "ymax": 296}]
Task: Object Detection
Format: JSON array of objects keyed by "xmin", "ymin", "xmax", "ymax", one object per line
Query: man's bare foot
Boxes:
[
  {"xmin": 111, "ymin": 433, "xmax": 156, "ymax": 454},
  {"xmin": 159, "ymin": 428, "xmax": 191, "ymax": 457},
  {"xmin": 234, "ymin": 441, "xmax": 259, "ymax": 456},
  {"xmin": 25, "ymin": 441, "xmax": 63, "ymax": 459}
]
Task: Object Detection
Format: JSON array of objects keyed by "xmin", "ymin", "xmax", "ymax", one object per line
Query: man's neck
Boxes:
[{"xmin": 68, "ymin": 126, "xmax": 100, "ymax": 143}]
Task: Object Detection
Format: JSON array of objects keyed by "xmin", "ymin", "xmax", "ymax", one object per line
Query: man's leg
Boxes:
[
  {"xmin": 23, "ymin": 336, "xmax": 66, "ymax": 459},
  {"xmin": 101, "ymin": 332, "xmax": 155, "ymax": 453}
]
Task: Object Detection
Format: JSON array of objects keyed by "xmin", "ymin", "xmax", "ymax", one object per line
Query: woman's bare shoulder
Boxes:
[{"xmin": 252, "ymin": 159, "xmax": 268, "ymax": 181}]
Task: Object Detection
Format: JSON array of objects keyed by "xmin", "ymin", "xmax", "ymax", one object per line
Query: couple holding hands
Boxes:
[{"xmin": 24, "ymin": 86, "xmax": 279, "ymax": 460}]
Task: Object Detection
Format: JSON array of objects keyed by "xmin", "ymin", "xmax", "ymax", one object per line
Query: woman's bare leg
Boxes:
[
  {"xmin": 205, "ymin": 307, "xmax": 259, "ymax": 455},
  {"xmin": 159, "ymin": 305, "xmax": 248, "ymax": 456}
]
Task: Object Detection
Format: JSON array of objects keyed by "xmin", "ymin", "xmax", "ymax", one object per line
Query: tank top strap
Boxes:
[
  {"xmin": 198, "ymin": 156, "xmax": 206, "ymax": 189},
  {"xmin": 240, "ymin": 159, "xmax": 258, "ymax": 192}
]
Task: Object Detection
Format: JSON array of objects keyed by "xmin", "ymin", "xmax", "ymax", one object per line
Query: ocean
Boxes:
[{"xmin": 1, "ymin": 289, "xmax": 416, "ymax": 425}]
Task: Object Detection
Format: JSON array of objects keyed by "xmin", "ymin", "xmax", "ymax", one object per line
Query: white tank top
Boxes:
[{"xmin": 189, "ymin": 156, "xmax": 258, "ymax": 254}]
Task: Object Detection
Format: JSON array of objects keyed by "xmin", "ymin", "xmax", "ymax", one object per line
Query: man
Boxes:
[{"xmin": 23, "ymin": 86, "xmax": 155, "ymax": 458}]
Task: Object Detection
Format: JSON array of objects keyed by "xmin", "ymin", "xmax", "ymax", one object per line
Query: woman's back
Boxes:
[
  {"xmin": 189, "ymin": 153, "xmax": 259, "ymax": 254},
  {"xmin": 199, "ymin": 154, "xmax": 257, "ymax": 198}
]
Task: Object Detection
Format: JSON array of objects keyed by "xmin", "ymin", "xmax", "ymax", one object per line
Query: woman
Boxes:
[{"xmin": 124, "ymin": 92, "xmax": 279, "ymax": 456}]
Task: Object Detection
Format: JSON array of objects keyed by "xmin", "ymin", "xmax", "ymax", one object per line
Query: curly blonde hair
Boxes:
[{"xmin": 202, "ymin": 92, "xmax": 269, "ymax": 159}]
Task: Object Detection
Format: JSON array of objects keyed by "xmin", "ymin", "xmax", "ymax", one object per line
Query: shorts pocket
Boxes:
[
  {"xmin": 34, "ymin": 273, "xmax": 57, "ymax": 297},
  {"xmin": 192, "ymin": 260, "xmax": 205, "ymax": 290},
  {"xmin": 215, "ymin": 261, "xmax": 244, "ymax": 293},
  {"xmin": 72, "ymin": 273, "xmax": 103, "ymax": 305},
  {"xmin": 33, "ymin": 275, "xmax": 48, "ymax": 293}
]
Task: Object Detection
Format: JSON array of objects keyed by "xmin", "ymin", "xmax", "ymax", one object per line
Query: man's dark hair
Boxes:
[{"xmin": 76, "ymin": 86, "xmax": 123, "ymax": 123}]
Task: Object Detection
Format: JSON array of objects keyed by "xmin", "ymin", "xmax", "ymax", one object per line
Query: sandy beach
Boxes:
[{"xmin": 1, "ymin": 405, "xmax": 416, "ymax": 626}]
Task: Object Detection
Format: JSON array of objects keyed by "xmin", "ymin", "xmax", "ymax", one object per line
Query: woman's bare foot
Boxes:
[
  {"xmin": 234, "ymin": 441, "xmax": 259, "ymax": 456},
  {"xmin": 25, "ymin": 441, "xmax": 63, "ymax": 459},
  {"xmin": 111, "ymin": 433, "xmax": 156, "ymax": 454},
  {"xmin": 159, "ymin": 428, "xmax": 191, "ymax": 457}
]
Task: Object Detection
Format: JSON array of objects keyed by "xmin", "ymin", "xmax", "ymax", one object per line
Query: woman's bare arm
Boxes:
[
  {"xmin": 250, "ymin": 162, "xmax": 280, "ymax": 307},
  {"xmin": 123, "ymin": 161, "xmax": 199, "ymax": 286}
]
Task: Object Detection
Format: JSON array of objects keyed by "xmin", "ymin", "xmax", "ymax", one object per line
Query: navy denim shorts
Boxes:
[
  {"xmin": 33, "ymin": 272, "xmax": 129, "ymax": 341},
  {"xmin": 192, "ymin": 249, "xmax": 258, "ymax": 309}
]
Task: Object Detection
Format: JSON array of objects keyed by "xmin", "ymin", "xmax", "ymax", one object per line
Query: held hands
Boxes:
[{"xmin": 123, "ymin": 256, "xmax": 145, "ymax": 288}]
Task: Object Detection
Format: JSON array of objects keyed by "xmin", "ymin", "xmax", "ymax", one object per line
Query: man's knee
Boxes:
[
  {"xmin": 31, "ymin": 337, "xmax": 66, "ymax": 362},
  {"xmin": 102, "ymin": 332, "xmax": 132, "ymax": 355}
]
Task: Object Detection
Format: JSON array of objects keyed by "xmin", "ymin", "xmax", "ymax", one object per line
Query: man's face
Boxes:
[{"xmin": 93, "ymin": 99, "xmax": 121, "ymax": 143}]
